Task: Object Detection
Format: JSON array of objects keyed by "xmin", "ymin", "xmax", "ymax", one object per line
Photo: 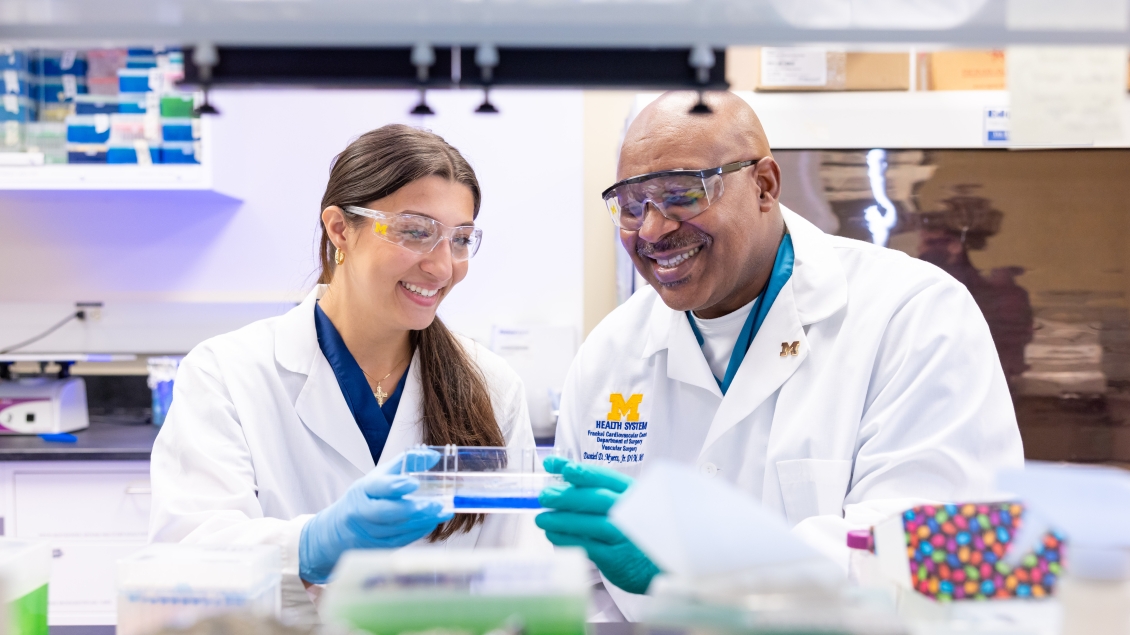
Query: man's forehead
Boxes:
[
  {"xmin": 618, "ymin": 126, "xmax": 732, "ymax": 179},
  {"xmin": 617, "ymin": 94, "xmax": 763, "ymax": 179}
]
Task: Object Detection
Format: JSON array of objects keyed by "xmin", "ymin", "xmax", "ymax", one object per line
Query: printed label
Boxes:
[{"xmin": 584, "ymin": 393, "xmax": 647, "ymax": 465}]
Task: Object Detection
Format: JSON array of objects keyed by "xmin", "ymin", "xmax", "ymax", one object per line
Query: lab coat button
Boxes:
[{"xmin": 700, "ymin": 462, "xmax": 718, "ymax": 477}]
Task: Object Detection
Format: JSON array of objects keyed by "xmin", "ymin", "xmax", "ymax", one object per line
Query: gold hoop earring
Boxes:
[{"xmin": 334, "ymin": 248, "xmax": 344, "ymax": 265}]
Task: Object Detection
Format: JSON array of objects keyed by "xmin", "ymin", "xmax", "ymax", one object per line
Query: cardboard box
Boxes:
[
  {"xmin": 920, "ymin": 50, "xmax": 1006, "ymax": 90},
  {"xmin": 727, "ymin": 47, "xmax": 910, "ymax": 92}
]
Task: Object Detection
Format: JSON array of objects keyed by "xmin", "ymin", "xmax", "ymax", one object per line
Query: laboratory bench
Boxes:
[
  {"xmin": 49, "ymin": 619, "xmax": 638, "ymax": 635},
  {"xmin": 0, "ymin": 416, "xmax": 158, "ymax": 461},
  {"xmin": 0, "ymin": 415, "xmax": 156, "ymax": 626}
]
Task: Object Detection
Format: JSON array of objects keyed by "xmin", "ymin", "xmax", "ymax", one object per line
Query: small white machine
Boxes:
[{"xmin": 0, "ymin": 376, "xmax": 90, "ymax": 434}]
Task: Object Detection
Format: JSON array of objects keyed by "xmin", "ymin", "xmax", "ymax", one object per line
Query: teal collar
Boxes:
[{"xmin": 687, "ymin": 234, "xmax": 795, "ymax": 394}]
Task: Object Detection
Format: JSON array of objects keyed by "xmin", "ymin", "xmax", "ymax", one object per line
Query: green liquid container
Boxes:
[
  {"xmin": 322, "ymin": 548, "xmax": 589, "ymax": 635},
  {"xmin": 0, "ymin": 540, "xmax": 51, "ymax": 635}
]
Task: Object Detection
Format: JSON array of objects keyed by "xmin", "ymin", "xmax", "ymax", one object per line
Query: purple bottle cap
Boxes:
[{"xmin": 847, "ymin": 529, "xmax": 874, "ymax": 551}]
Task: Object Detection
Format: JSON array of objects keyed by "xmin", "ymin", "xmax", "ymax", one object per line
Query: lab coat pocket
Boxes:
[{"xmin": 775, "ymin": 459, "xmax": 853, "ymax": 527}]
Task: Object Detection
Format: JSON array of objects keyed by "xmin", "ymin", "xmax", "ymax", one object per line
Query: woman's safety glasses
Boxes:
[
  {"xmin": 601, "ymin": 159, "xmax": 758, "ymax": 231},
  {"xmin": 344, "ymin": 206, "xmax": 483, "ymax": 261}
]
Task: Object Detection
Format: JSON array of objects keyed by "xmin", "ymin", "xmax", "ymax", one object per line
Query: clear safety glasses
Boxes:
[
  {"xmin": 344, "ymin": 206, "xmax": 483, "ymax": 261},
  {"xmin": 601, "ymin": 159, "xmax": 758, "ymax": 231}
]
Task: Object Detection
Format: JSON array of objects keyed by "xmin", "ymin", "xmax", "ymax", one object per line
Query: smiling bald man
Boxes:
[{"xmin": 538, "ymin": 91, "xmax": 1024, "ymax": 620}]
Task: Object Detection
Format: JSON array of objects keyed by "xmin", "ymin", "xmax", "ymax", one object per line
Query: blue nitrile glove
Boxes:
[
  {"xmin": 535, "ymin": 456, "xmax": 661, "ymax": 594},
  {"xmin": 299, "ymin": 450, "xmax": 453, "ymax": 584}
]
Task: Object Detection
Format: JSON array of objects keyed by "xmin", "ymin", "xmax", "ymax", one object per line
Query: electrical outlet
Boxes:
[{"xmin": 76, "ymin": 301, "xmax": 103, "ymax": 321}]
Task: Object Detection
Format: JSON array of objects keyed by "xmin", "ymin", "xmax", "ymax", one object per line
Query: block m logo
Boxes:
[{"xmin": 606, "ymin": 393, "xmax": 643, "ymax": 422}]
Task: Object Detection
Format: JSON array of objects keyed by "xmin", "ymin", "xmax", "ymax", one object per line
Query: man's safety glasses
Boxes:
[
  {"xmin": 344, "ymin": 206, "xmax": 483, "ymax": 261},
  {"xmin": 601, "ymin": 159, "xmax": 758, "ymax": 231}
]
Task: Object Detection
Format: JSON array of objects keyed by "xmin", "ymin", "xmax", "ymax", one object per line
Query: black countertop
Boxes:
[{"xmin": 0, "ymin": 416, "xmax": 158, "ymax": 461}]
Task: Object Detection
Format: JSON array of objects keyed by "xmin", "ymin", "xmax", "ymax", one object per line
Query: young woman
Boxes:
[{"xmin": 149, "ymin": 125, "xmax": 545, "ymax": 623}]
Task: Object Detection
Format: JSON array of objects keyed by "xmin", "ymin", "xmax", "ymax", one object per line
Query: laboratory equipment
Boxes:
[
  {"xmin": 401, "ymin": 445, "xmax": 565, "ymax": 513},
  {"xmin": 0, "ymin": 377, "xmax": 89, "ymax": 434},
  {"xmin": 0, "ymin": 539, "xmax": 51, "ymax": 635},
  {"xmin": 116, "ymin": 544, "xmax": 281, "ymax": 635},
  {"xmin": 146, "ymin": 356, "xmax": 181, "ymax": 426},
  {"xmin": 321, "ymin": 548, "xmax": 589, "ymax": 635}
]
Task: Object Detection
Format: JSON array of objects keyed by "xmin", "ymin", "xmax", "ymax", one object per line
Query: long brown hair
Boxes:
[{"xmin": 318, "ymin": 124, "xmax": 505, "ymax": 540}]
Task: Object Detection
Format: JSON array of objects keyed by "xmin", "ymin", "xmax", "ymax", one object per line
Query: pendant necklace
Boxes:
[{"xmin": 362, "ymin": 359, "xmax": 407, "ymax": 407}]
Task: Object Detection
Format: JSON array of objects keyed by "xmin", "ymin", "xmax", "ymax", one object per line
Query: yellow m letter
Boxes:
[{"xmin": 606, "ymin": 393, "xmax": 643, "ymax": 422}]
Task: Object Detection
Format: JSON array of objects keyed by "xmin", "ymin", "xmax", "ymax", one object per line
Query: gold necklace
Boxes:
[{"xmin": 362, "ymin": 359, "xmax": 407, "ymax": 407}]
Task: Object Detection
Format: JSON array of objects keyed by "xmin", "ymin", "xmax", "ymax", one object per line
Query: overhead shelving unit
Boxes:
[{"xmin": 0, "ymin": 118, "xmax": 217, "ymax": 191}]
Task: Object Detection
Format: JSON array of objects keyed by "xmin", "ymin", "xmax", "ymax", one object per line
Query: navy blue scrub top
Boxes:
[{"xmin": 313, "ymin": 302, "xmax": 408, "ymax": 465}]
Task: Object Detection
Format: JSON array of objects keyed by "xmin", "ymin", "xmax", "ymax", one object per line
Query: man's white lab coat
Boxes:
[{"xmin": 555, "ymin": 206, "xmax": 1024, "ymax": 619}]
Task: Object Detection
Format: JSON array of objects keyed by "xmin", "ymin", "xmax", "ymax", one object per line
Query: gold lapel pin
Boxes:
[{"xmin": 780, "ymin": 341, "xmax": 800, "ymax": 357}]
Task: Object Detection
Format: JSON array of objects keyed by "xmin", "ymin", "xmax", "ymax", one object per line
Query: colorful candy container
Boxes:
[{"xmin": 899, "ymin": 502, "xmax": 1064, "ymax": 602}]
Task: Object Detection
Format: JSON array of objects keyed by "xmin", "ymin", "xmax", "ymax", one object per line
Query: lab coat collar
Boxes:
[
  {"xmin": 782, "ymin": 205, "xmax": 849, "ymax": 325},
  {"xmin": 275, "ymin": 285, "xmax": 423, "ymax": 475},
  {"xmin": 641, "ymin": 205, "xmax": 847, "ymax": 359},
  {"xmin": 636, "ymin": 205, "xmax": 847, "ymax": 451},
  {"xmin": 275, "ymin": 286, "xmax": 323, "ymax": 375}
]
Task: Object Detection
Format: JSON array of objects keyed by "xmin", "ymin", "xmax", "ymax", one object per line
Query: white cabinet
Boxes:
[{"xmin": 0, "ymin": 461, "xmax": 150, "ymax": 625}]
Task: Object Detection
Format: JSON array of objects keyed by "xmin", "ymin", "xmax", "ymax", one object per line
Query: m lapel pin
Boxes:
[{"xmin": 780, "ymin": 341, "xmax": 800, "ymax": 357}]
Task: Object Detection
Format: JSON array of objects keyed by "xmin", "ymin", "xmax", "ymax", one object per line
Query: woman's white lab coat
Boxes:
[
  {"xmin": 555, "ymin": 206, "xmax": 1025, "ymax": 620},
  {"xmin": 149, "ymin": 285, "xmax": 548, "ymax": 624}
]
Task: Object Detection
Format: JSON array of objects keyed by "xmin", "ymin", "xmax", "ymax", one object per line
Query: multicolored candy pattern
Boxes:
[{"xmin": 903, "ymin": 502, "xmax": 1064, "ymax": 602}]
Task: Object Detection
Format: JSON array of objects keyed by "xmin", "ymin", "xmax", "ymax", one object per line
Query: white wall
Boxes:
[{"xmin": 0, "ymin": 88, "xmax": 585, "ymax": 352}]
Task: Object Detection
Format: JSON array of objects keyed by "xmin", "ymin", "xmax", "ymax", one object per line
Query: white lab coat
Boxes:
[
  {"xmin": 555, "ymin": 206, "xmax": 1024, "ymax": 620},
  {"xmin": 150, "ymin": 285, "xmax": 549, "ymax": 625}
]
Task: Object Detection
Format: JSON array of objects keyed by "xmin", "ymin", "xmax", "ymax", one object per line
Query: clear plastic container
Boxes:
[
  {"xmin": 116, "ymin": 544, "xmax": 281, "ymax": 635},
  {"xmin": 0, "ymin": 539, "xmax": 51, "ymax": 635},
  {"xmin": 321, "ymin": 548, "xmax": 589, "ymax": 635},
  {"xmin": 403, "ymin": 445, "xmax": 568, "ymax": 513}
]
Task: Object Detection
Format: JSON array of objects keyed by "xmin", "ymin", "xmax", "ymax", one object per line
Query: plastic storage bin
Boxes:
[
  {"xmin": 33, "ymin": 51, "xmax": 87, "ymax": 77},
  {"xmin": 403, "ymin": 445, "xmax": 567, "ymax": 513},
  {"xmin": 108, "ymin": 144, "xmax": 159, "ymax": 164},
  {"xmin": 74, "ymin": 94, "xmax": 119, "ymax": 115},
  {"xmin": 159, "ymin": 141, "xmax": 199, "ymax": 164},
  {"xmin": 0, "ymin": 96, "xmax": 33, "ymax": 122},
  {"xmin": 25, "ymin": 122, "xmax": 66, "ymax": 163},
  {"xmin": 2, "ymin": 70, "xmax": 30, "ymax": 97},
  {"xmin": 322, "ymin": 548, "xmax": 588, "ymax": 635},
  {"xmin": 160, "ymin": 94, "xmax": 194, "ymax": 118},
  {"xmin": 161, "ymin": 118, "xmax": 198, "ymax": 142},
  {"xmin": 117, "ymin": 544, "xmax": 281, "ymax": 635},
  {"xmin": 109, "ymin": 114, "xmax": 148, "ymax": 144},
  {"xmin": 34, "ymin": 80, "xmax": 87, "ymax": 104},
  {"xmin": 118, "ymin": 94, "xmax": 153, "ymax": 114},
  {"xmin": 0, "ymin": 49, "xmax": 29, "ymax": 72},
  {"xmin": 0, "ymin": 539, "xmax": 51, "ymax": 635},
  {"xmin": 66, "ymin": 115, "xmax": 111, "ymax": 143},
  {"xmin": 118, "ymin": 68, "xmax": 158, "ymax": 94},
  {"xmin": 66, "ymin": 143, "xmax": 108, "ymax": 163}
]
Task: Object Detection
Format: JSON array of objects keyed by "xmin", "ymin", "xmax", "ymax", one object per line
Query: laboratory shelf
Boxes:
[
  {"xmin": 631, "ymin": 90, "xmax": 1130, "ymax": 149},
  {"xmin": 0, "ymin": 118, "xmax": 231, "ymax": 194},
  {"xmin": 0, "ymin": 417, "xmax": 157, "ymax": 461},
  {"xmin": 0, "ymin": 164, "xmax": 212, "ymax": 191}
]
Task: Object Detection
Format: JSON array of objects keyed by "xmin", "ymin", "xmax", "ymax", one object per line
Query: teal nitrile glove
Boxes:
[
  {"xmin": 535, "ymin": 457, "xmax": 661, "ymax": 595},
  {"xmin": 299, "ymin": 449, "xmax": 453, "ymax": 584}
]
